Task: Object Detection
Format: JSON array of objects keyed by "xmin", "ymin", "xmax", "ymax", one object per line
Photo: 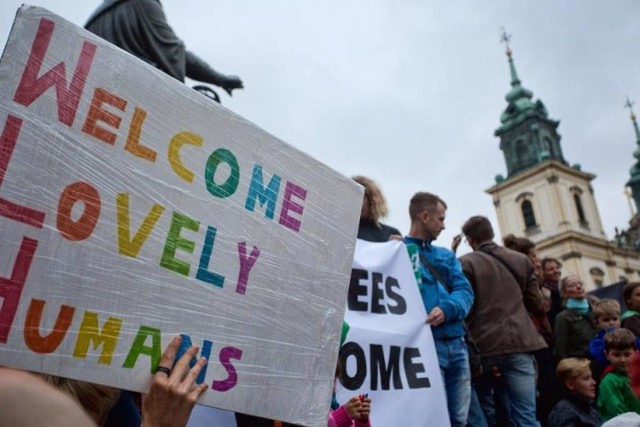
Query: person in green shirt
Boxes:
[{"xmin": 596, "ymin": 328, "xmax": 640, "ymax": 421}]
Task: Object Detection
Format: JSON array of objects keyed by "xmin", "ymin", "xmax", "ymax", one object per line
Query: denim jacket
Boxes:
[{"xmin": 404, "ymin": 237, "xmax": 474, "ymax": 340}]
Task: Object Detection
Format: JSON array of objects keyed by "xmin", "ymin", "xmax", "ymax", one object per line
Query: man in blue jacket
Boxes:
[{"xmin": 404, "ymin": 192, "xmax": 474, "ymax": 427}]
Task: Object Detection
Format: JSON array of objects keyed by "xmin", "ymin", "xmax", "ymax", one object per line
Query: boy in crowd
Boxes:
[
  {"xmin": 588, "ymin": 299, "xmax": 621, "ymax": 370},
  {"xmin": 548, "ymin": 358, "xmax": 600, "ymax": 427},
  {"xmin": 596, "ymin": 328, "xmax": 640, "ymax": 421}
]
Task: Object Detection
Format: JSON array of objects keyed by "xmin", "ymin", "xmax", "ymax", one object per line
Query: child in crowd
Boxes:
[
  {"xmin": 596, "ymin": 328, "xmax": 640, "ymax": 421},
  {"xmin": 329, "ymin": 322, "xmax": 372, "ymax": 427},
  {"xmin": 329, "ymin": 393, "xmax": 371, "ymax": 427},
  {"xmin": 588, "ymin": 299, "xmax": 621, "ymax": 370},
  {"xmin": 329, "ymin": 360, "xmax": 371, "ymax": 427},
  {"xmin": 548, "ymin": 358, "xmax": 601, "ymax": 427},
  {"xmin": 621, "ymin": 282, "xmax": 640, "ymax": 337}
]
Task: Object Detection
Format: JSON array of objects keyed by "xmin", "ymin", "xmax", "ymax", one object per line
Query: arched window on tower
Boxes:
[
  {"xmin": 521, "ymin": 200, "xmax": 537, "ymax": 230},
  {"xmin": 570, "ymin": 186, "xmax": 589, "ymax": 229},
  {"xmin": 574, "ymin": 194, "xmax": 586, "ymax": 222}
]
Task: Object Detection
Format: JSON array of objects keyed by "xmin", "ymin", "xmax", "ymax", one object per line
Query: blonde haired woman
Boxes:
[{"xmin": 353, "ymin": 176, "xmax": 401, "ymax": 242}]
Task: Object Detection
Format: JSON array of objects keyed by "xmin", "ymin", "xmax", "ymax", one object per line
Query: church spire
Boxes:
[
  {"xmin": 625, "ymin": 97, "xmax": 640, "ymax": 213},
  {"xmin": 494, "ymin": 29, "xmax": 567, "ymax": 179},
  {"xmin": 499, "ymin": 28, "xmax": 533, "ymax": 105},
  {"xmin": 501, "ymin": 28, "xmax": 521, "ymax": 88},
  {"xmin": 626, "ymin": 97, "xmax": 640, "ymax": 143}
]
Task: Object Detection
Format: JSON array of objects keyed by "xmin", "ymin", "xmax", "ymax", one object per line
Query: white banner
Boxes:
[
  {"xmin": 0, "ymin": 6, "xmax": 362, "ymax": 426},
  {"xmin": 338, "ymin": 239, "xmax": 449, "ymax": 426}
]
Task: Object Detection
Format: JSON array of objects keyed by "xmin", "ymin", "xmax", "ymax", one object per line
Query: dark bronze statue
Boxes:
[{"xmin": 85, "ymin": 0, "xmax": 243, "ymax": 100}]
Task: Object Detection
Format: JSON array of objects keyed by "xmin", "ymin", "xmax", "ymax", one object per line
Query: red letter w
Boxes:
[{"xmin": 13, "ymin": 18, "xmax": 96, "ymax": 127}]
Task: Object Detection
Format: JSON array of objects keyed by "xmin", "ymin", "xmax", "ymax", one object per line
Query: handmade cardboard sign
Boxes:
[{"xmin": 0, "ymin": 6, "xmax": 362, "ymax": 426}]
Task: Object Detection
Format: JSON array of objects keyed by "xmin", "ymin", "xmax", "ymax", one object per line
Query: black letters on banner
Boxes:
[
  {"xmin": 348, "ymin": 269, "xmax": 406, "ymax": 314},
  {"xmin": 340, "ymin": 342, "xmax": 367, "ymax": 389},
  {"xmin": 404, "ymin": 347, "xmax": 431, "ymax": 388},
  {"xmin": 339, "ymin": 342, "xmax": 430, "ymax": 391},
  {"xmin": 370, "ymin": 344, "xmax": 402, "ymax": 390},
  {"xmin": 348, "ymin": 268, "xmax": 369, "ymax": 312}
]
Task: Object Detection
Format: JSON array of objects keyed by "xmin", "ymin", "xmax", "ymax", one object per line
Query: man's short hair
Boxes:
[
  {"xmin": 604, "ymin": 328, "xmax": 636, "ymax": 352},
  {"xmin": 593, "ymin": 299, "xmax": 621, "ymax": 321},
  {"xmin": 409, "ymin": 192, "xmax": 446, "ymax": 222},
  {"xmin": 556, "ymin": 357, "xmax": 591, "ymax": 388},
  {"xmin": 462, "ymin": 216, "xmax": 494, "ymax": 243}
]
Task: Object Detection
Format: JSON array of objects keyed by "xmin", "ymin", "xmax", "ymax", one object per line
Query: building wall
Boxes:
[
  {"xmin": 488, "ymin": 160, "xmax": 640, "ymax": 291},
  {"xmin": 489, "ymin": 161, "xmax": 604, "ymax": 243}
]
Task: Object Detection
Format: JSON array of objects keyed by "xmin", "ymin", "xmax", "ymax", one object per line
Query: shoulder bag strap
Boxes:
[
  {"xmin": 478, "ymin": 246, "xmax": 523, "ymax": 286},
  {"xmin": 419, "ymin": 253, "xmax": 452, "ymax": 293}
]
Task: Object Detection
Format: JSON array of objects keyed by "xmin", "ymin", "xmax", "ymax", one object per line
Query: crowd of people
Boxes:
[{"xmin": 356, "ymin": 175, "xmax": 640, "ymax": 427}]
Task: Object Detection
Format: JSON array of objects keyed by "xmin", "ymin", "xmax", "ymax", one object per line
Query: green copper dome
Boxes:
[
  {"xmin": 494, "ymin": 33, "xmax": 567, "ymax": 178},
  {"xmin": 497, "ymin": 53, "xmax": 550, "ymax": 132}
]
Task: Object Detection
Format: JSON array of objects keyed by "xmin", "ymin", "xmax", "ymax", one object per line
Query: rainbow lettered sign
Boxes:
[{"xmin": 0, "ymin": 6, "xmax": 362, "ymax": 426}]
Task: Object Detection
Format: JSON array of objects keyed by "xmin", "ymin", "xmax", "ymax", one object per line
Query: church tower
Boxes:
[
  {"xmin": 486, "ymin": 30, "xmax": 640, "ymax": 290},
  {"xmin": 626, "ymin": 98, "xmax": 640, "ymax": 212}
]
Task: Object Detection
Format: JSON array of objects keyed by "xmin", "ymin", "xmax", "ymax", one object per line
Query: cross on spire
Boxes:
[
  {"xmin": 625, "ymin": 96, "xmax": 636, "ymax": 121},
  {"xmin": 500, "ymin": 27, "xmax": 512, "ymax": 57}
]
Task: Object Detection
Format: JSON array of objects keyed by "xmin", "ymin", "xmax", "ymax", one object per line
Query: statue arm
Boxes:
[
  {"xmin": 185, "ymin": 51, "xmax": 243, "ymax": 95},
  {"xmin": 138, "ymin": 0, "xmax": 243, "ymax": 94}
]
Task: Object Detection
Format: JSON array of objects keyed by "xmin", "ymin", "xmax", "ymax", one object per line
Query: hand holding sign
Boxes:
[
  {"xmin": 142, "ymin": 336, "xmax": 208, "ymax": 427},
  {"xmin": 357, "ymin": 394, "xmax": 371, "ymax": 422},
  {"xmin": 426, "ymin": 307, "xmax": 445, "ymax": 327}
]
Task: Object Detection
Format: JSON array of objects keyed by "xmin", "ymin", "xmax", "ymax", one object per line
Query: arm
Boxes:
[
  {"xmin": 451, "ymin": 235, "xmax": 462, "ymax": 254},
  {"xmin": 185, "ymin": 51, "xmax": 244, "ymax": 95},
  {"xmin": 438, "ymin": 252, "xmax": 474, "ymax": 322},
  {"xmin": 328, "ymin": 397, "xmax": 362, "ymax": 427},
  {"xmin": 0, "ymin": 368, "xmax": 96, "ymax": 427},
  {"xmin": 136, "ymin": 0, "xmax": 243, "ymax": 94}
]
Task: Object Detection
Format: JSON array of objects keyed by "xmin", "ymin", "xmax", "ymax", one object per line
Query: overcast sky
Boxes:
[{"xmin": 2, "ymin": 1, "xmax": 639, "ymax": 255}]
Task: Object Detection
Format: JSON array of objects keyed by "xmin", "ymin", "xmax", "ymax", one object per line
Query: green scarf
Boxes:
[{"xmin": 622, "ymin": 310, "xmax": 640, "ymax": 321}]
